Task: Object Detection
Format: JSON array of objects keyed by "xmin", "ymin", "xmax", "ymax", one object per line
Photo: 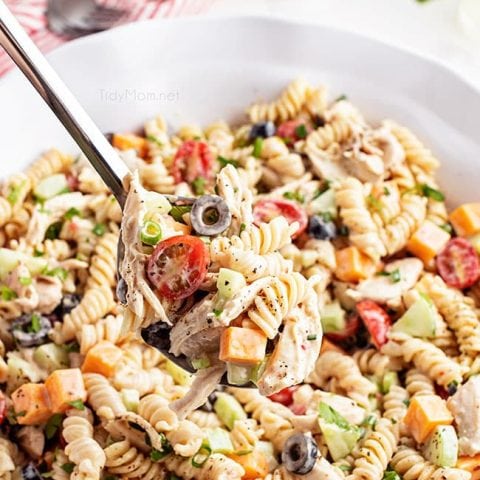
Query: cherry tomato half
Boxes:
[
  {"xmin": 0, "ymin": 392, "xmax": 6, "ymax": 426},
  {"xmin": 268, "ymin": 386, "xmax": 299, "ymax": 406},
  {"xmin": 146, "ymin": 235, "xmax": 209, "ymax": 301},
  {"xmin": 172, "ymin": 140, "xmax": 213, "ymax": 184},
  {"xmin": 325, "ymin": 313, "xmax": 360, "ymax": 342},
  {"xmin": 276, "ymin": 120, "xmax": 311, "ymax": 146},
  {"xmin": 356, "ymin": 300, "xmax": 392, "ymax": 349},
  {"xmin": 253, "ymin": 199, "xmax": 308, "ymax": 239},
  {"xmin": 436, "ymin": 237, "xmax": 480, "ymax": 289}
]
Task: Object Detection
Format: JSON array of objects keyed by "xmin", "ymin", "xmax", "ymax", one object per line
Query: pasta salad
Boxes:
[{"xmin": 0, "ymin": 78, "xmax": 479, "ymax": 479}]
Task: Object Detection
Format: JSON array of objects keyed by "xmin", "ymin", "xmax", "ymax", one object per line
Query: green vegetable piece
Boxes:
[
  {"xmin": 423, "ymin": 425, "xmax": 458, "ymax": 467},
  {"xmin": 45, "ymin": 413, "xmax": 63, "ymax": 439},
  {"xmin": 310, "ymin": 188, "xmax": 336, "ymax": 218},
  {"xmin": 381, "ymin": 372, "xmax": 399, "ymax": 394},
  {"xmin": 214, "ymin": 392, "xmax": 247, "ymax": 430},
  {"xmin": 321, "ymin": 300, "xmax": 346, "ymax": 333},
  {"xmin": 164, "ymin": 359, "xmax": 192, "ymax": 386},
  {"xmin": 45, "ymin": 221, "xmax": 63, "ymax": 240},
  {"xmin": 192, "ymin": 176, "xmax": 207, "ymax": 195},
  {"xmin": 217, "ymin": 268, "xmax": 246, "ymax": 299},
  {"xmin": 34, "ymin": 174, "xmax": 69, "ymax": 201},
  {"xmin": 205, "ymin": 428, "xmax": 234, "ymax": 454},
  {"xmin": 217, "ymin": 156, "xmax": 239, "ymax": 169},
  {"xmin": 253, "ymin": 137, "xmax": 263, "ymax": 158},
  {"xmin": 92, "ymin": 223, "xmax": 106, "ymax": 236},
  {"xmin": 121, "ymin": 389, "xmax": 140, "ymax": 412},
  {"xmin": 140, "ymin": 220, "xmax": 162, "ymax": 246},
  {"xmin": 227, "ymin": 363, "xmax": 253, "ymax": 386},
  {"xmin": 294, "ymin": 124, "xmax": 308, "ymax": 139},
  {"xmin": 33, "ymin": 343, "xmax": 69, "ymax": 373},
  {"xmin": 393, "ymin": 295, "xmax": 436, "ymax": 338},
  {"xmin": 68, "ymin": 399, "xmax": 85, "ymax": 410}
]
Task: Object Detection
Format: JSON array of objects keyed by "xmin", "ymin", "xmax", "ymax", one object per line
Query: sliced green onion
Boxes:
[
  {"xmin": 307, "ymin": 334, "xmax": 317, "ymax": 341},
  {"xmin": 92, "ymin": 223, "xmax": 106, "ymax": 237},
  {"xmin": 140, "ymin": 221, "xmax": 162, "ymax": 246},
  {"xmin": 191, "ymin": 357, "xmax": 211, "ymax": 370},
  {"xmin": 253, "ymin": 137, "xmax": 263, "ymax": 158},
  {"xmin": 294, "ymin": 124, "xmax": 308, "ymax": 139},
  {"xmin": 217, "ymin": 156, "xmax": 239, "ymax": 169},
  {"xmin": 191, "ymin": 445, "xmax": 212, "ymax": 468}
]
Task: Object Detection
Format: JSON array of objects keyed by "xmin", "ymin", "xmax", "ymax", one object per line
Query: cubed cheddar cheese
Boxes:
[
  {"xmin": 45, "ymin": 368, "xmax": 87, "ymax": 414},
  {"xmin": 404, "ymin": 395, "xmax": 453, "ymax": 443},
  {"xmin": 219, "ymin": 327, "xmax": 267, "ymax": 365},
  {"xmin": 112, "ymin": 133, "xmax": 148, "ymax": 158},
  {"xmin": 449, "ymin": 203, "xmax": 480, "ymax": 237},
  {"xmin": 81, "ymin": 341, "xmax": 123, "ymax": 377},
  {"xmin": 228, "ymin": 450, "xmax": 268, "ymax": 479},
  {"xmin": 11, "ymin": 383, "xmax": 51, "ymax": 425},
  {"xmin": 406, "ymin": 220, "xmax": 450, "ymax": 264},
  {"xmin": 335, "ymin": 246, "xmax": 375, "ymax": 283}
]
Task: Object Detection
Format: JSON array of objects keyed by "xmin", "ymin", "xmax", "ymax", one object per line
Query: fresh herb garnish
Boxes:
[
  {"xmin": 68, "ymin": 399, "xmax": 85, "ymax": 410},
  {"xmin": 191, "ymin": 445, "xmax": 212, "ymax": 468},
  {"xmin": 45, "ymin": 221, "xmax": 63, "ymax": 240},
  {"xmin": 45, "ymin": 413, "xmax": 63, "ymax": 439},
  {"xmin": 19, "ymin": 276, "xmax": 32, "ymax": 286},
  {"xmin": 377, "ymin": 269, "xmax": 401, "ymax": 283},
  {"xmin": 383, "ymin": 471, "xmax": 401, "ymax": 480},
  {"xmin": 150, "ymin": 448, "xmax": 168, "ymax": 462},
  {"xmin": 192, "ymin": 176, "xmax": 206, "ymax": 195},
  {"xmin": 146, "ymin": 134, "xmax": 163, "ymax": 147},
  {"xmin": 253, "ymin": 137, "xmax": 263, "ymax": 158},
  {"xmin": 239, "ymin": 223, "xmax": 246, "ymax": 233},
  {"xmin": 419, "ymin": 183, "xmax": 445, "ymax": 201},
  {"xmin": 313, "ymin": 180, "xmax": 332, "ymax": 198},
  {"xmin": 320, "ymin": 211, "xmax": 333, "ymax": 222},
  {"xmin": 28, "ymin": 313, "xmax": 41, "ymax": 333},
  {"xmin": 402, "ymin": 399, "xmax": 410, "ymax": 407},
  {"xmin": 440, "ymin": 223, "xmax": 453, "ymax": 234},
  {"xmin": 0, "ymin": 285, "xmax": 17, "ymax": 301},
  {"xmin": 383, "ymin": 187, "xmax": 390, "ymax": 196},
  {"xmin": 92, "ymin": 223, "xmax": 106, "ymax": 236},
  {"xmin": 361, "ymin": 415, "xmax": 377, "ymax": 428},
  {"xmin": 213, "ymin": 309, "xmax": 223, "ymax": 317},
  {"xmin": 339, "ymin": 465, "xmax": 353, "ymax": 472},
  {"xmin": 283, "ymin": 191, "xmax": 305, "ymax": 203},
  {"xmin": 43, "ymin": 266, "xmax": 68, "ymax": 281},
  {"xmin": 60, "ymin": 463, "xmax": 75, "ymax": 474},
  {"xmin": 335, "ymin": 94, "xmax": 348, "ymax": 102},
  {"xmin": 367, "ymin": 194, "xmax": 383, "ymax": 212},
  {"xmin": 33, "ymin": 248, "xmax": 44, "ymax": 257},
  {"xmin": 64, "ymin": 207, "xmax": 80, "ymax": 220},
  {"xmin": 169, "ymin": 205, "xmax": 192, "ymax": 223},
  {"xmin": 307, "ymin": 334, "xmax": 317, "ymax": 341},
  {"xmin": 217, "ymin": 156, "xmax": 239, "ymax": 169},
  {"xmin": 6, "ymin": 181, "xmax": 26, "ymax": 205},
  {"xmin": 294, "ymin": 124, "xmax": 308, "ymax": 139}
]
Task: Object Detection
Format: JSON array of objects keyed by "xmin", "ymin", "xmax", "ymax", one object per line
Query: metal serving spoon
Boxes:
[{"xmin": 0, "ymin": 2, "xmax": 242, "ymax": 386}]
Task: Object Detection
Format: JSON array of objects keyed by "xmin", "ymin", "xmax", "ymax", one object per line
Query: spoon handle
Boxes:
[{"xmin": 0, "ymin": 1, "xmax": 129, "ymax": 207}]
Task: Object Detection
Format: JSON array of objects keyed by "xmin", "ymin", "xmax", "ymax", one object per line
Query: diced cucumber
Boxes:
[
  {"xmin": 33, "ymin": 174, "xmax": 68, "ymax": 200},
  {"xmin": 321, "ymin": 300, "xmax": 346, "ymax": 333},
  {"xmin": 191, "ymin": 357, "xmax": 211, "ymax": 370},
  {"xmin": 381, "ymin": 372, "xmax": 399, "ymax": 394},
  {"xmin": 393, "ymin": 295, "xmax": 436, "ymax": 338},
  {"xmin": 214, "ymin": 392, "xmax": 247, "ymax": 430},
  {"xmin": 217, "ymin": 269, "xmax": 246, "ymax": 299},
  {"xmin": 205, "ymin": 428, "xmax": 234, "ymax": 454},
  {"xmin": 318, "ymin": 401, "xmax": 362, "ymax": 461},
  {"xmin": 227, "ymin": 363, "xmax": 253, "ymax": 386},
  {"xmin": 423, "ymin": 425, "xmax": 458, "ymax": 467},
  {"xmin": 319, "ymin": 421, "xmax": 361, "ymax": 461},
  {"xmin": 310, "ymin": 188, "xmax": 336, "ymax": 218},
  {"xmin": 164, "ymin": 359, "xmax": 192, "ymax": 386},
  {"xmin": 256, "ymin": 441, "xmax": 278, "ymax": 471},
  {"xmin": 250, "ymin": 355, "xmax": 270, "ymax": 385},
  {"xmin": 7, "ymin": 355, "xmax": 42, "ymax": 390},
  {"xmin": 0, "ymin": 248, "xmax": 47, "ymax": 280},
  {"xmin": 33, "ymin": 343, "xmax": 69, "ymax": 373},
  {"xmin": 121, "ymin": 389, "xmax": 140, "ymax": 412},
  {"xmin": 144, "ymin": 191, "xmax": 172, "ymax": 215}
]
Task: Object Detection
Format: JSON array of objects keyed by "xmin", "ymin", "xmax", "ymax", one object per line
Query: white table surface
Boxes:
[{"xmin": 205, "ymin": 0, "xmax": 480, "ymax": 89}]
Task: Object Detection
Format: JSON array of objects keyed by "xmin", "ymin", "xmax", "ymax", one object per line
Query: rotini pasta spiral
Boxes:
[
  {"xmin": 51, "ymin": 450, "xmax": 70, "ymax": 480},
  {"xmin": 187, "ymin": 410, "xmax": 222, "ymax": 429},
  {"xmin": 104, "ymin": 440, "xmax": 166, "ymax": 480},
  {"xmin": 137, "ymin": 393, "xmax": 179, "ymax": 432},
  {"xmin": 86, "ymin": 232, "xmax": 118, "ymax": 289},
  {"xmin": 382, "ymin": 385, "xmax": 409, "ymax": 440},
  {"xmin": 404, "ymin": 368, "xmax": 435, "ymax": 398},
  {"xmin": 229, "ymin": 419, "xmax": 262, "ymax": 452},
  {"xmin": 51, "ymin": 286, "xmax": 115, "ymax": 343},
  {"xmin": 305, "ymin": 118, "xmax": 353, "ymax": 157},
  {"xmin": 80, "ymin": 314, "xmax": 124, "ymax": 354},
  {"xmin": 166, "ymin": 419, "xmax": 204, "ymax": 457},
  {"xmin": 390, "ymin": 446, "xmax": 470, "ymax": 480},
  {"xmin": 25, "ymin": 149, "xmax": 73, "ymax": 184},
  {"xmin": 83, "ymin": 373, "xmax": 127, "ymax": 420},
  {"xmin": 353, "ymin": 348, "xmax": 394, "ymax": 377},
  {"xmin": 335, "ymin": 177, "xmax": 386, "ymax": 260},
  {"xmin": 0, "ymin": 197, "xmax": 12, "ymax": 228}
]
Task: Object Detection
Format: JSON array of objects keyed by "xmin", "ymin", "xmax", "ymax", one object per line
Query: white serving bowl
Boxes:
[{"xmin": 1, "ymin": 16, "xmax": 479, "ymax": 206}]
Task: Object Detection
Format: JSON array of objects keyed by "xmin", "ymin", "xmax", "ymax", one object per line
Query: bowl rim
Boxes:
[{"xmin": 1, "ymin": 14, "xmax": 479, "ymax": 95}]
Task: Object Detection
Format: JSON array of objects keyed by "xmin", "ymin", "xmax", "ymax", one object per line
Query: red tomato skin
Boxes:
[
  {"xmin": 356, "ymin": 300, "xmax": 392, "ymax": 349},
  {"xmin": 65, "ymin": 173, "xmax": 79, "ymax": 191},
  {"xmin": 290, "ymin": 403, "xmax": 307, "ymax": 415},
  {"xmin": 146, "ymin": 235, "xmax": 209, "ymax": 301},
  {"xmin": 325, "ymin": 313, "xmax": 360, "ymax": 342},
  {"xmin": 253, "ymin": 199, "xmax": 308, "ymax": 239},
  {"xmin": 172, "ymin": 140, "xmax": 213, "ymax": 184},
  {"xmin": 0, "ymin": 392, "xmax": 5, "ymax": 425},
  {"xmin": 268, "ymin": 386, "xmax": 299, "ymax": 407},
  {"xmin": 436, "ymin": 237, "xmax": 480, "ymax": 289},
  {"xmin": 276, "ymin": 120, "xmax": 310, "ymax": 146}
]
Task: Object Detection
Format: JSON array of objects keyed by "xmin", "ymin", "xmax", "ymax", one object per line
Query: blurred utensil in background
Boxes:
[{"xmin": 46, "ymin": 0, "xmax": 127, "ymax": 38}]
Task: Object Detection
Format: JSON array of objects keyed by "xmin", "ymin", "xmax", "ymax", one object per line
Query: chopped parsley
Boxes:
[
  {"xmin": 361, "ymin": 415, "xmax": 377, "ymax": 428},
  {"xmin": 294, "ymin": 124, "xmax": 308, "ymax": 139},
  {"xmin": 64, "ymin": 207, "xmax": 80, "ymax": 220},
  {"xmin": 68, "ymin": 399, "xmax": 85, "ymax": 410},
  {"xmin": 217, "ymin": 156, "xmax": 239, "ymax": 169},
  {"xmin": 313, "ymin": 180, "xmax": 332, "ymax": 198},
  {"xmin": 146, "ymin": 134, "xmax": 163, "ymax": 146},
  {"xmin": 419, "ymin": 183, "xmax": 445, "ymax": 201},
  {"xmin": 192, "ymin": 176, "xmax": 206, "ymax": 195},
  {"xmin": 213, "ymin": 309, "xmax": 223, "ymax": 317},
  {"xmin": 92, "ymin": 223, "xmax": 106, "ymax": 236},
  {"xmin": 239, "ymin": 223, "xmax": 246, "ymax": 233},
  {"xmin": 339, "ymin": 465, "xmax": 353, "ymax": 473},
  {"xmin": 307, "ymin": 334, "xmax": 317, "ymax": 341},
  {"xmin": 60, "ymin": 463, "xmax": 75, "ymax": 474},
  {"xmin": 402, "ymin": 399, "xmax": 410, "ymax": 407},
  {"xmin": 45, "ymin": 221, "xmax": 63, "ymax": 240},
  {"xmin": 383, "ymin": 471, "xmax": 401, "ymax": 480},
  {"xmin": 253, "ymin": 137, "xmax": 263, "ymax": 158},
  {"xmin": 150, "ymin": 448, "xmax": 167, "ymax": 462},
  {"xmin": 28, "ymin": 313, "xmax": 41, "ymax": 333},
  {"xmin": 0, "ymin": 285, "xmax": 17, "ymax": 301},
  {"xmin": 169, "ymin": 205, "xmax": 192, "ymax": 223},
  {"xmin": 45, "ymin": 413, "xmax": 63, "ymax": 439},
  {"xmin": 283, "ymin": 191, "xmax": 304, "ymax": 203},
  {"xmin": 384, "ymin": 186, "xmax": 390, "ymax": 196},
  {"xmin": 33, "ymin": 248, "xmax": 44, "ymax": 257},
  {"xmin": 377, "ymin": 269, "xmax": 401, "ymax": 283},
  {"xmin": 43, "ymin": 266, "xmax": 68, "ymax": 281}
]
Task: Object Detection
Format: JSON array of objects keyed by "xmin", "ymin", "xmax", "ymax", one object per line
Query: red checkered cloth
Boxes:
[{"xmin": 0, "ymin": 0, "xmax": 216, "ymax": 76}]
